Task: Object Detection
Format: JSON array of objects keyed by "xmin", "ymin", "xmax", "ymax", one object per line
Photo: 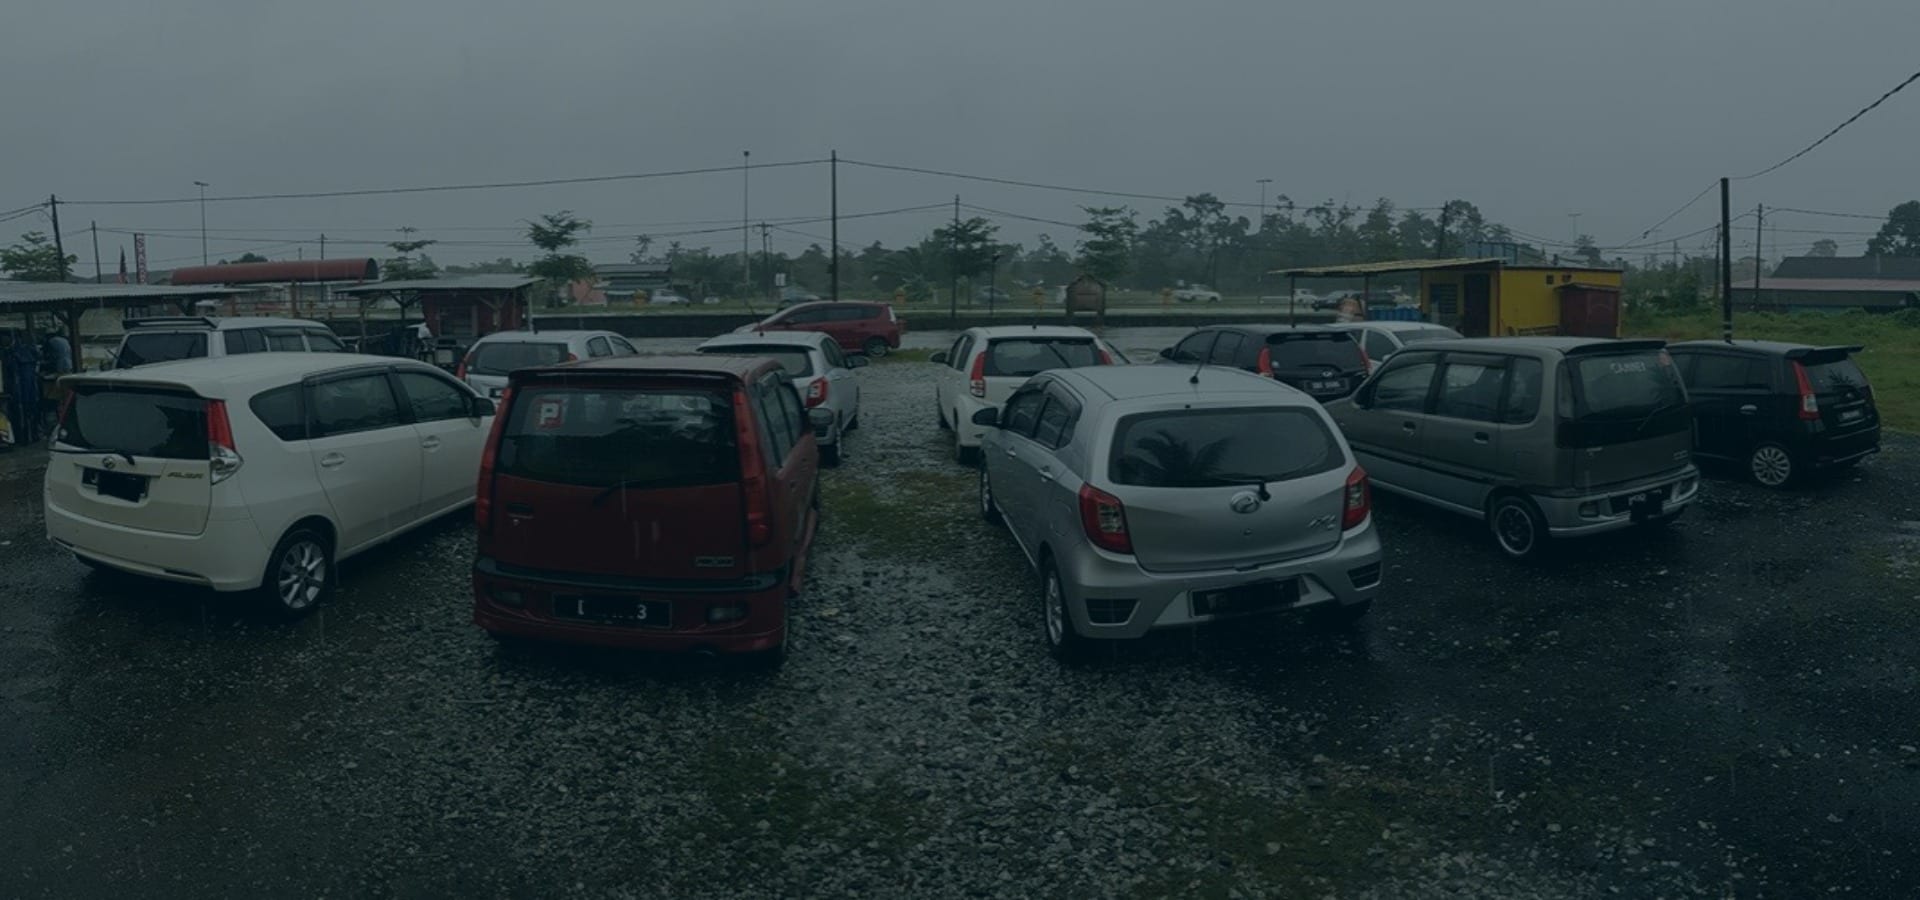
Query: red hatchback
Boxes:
[
  {"xmin": 472, "ymin": 355, "xmax": 825, "ymax": 664},
  {"xmin": 750, "ymin": 301, "xmax": 904, "ymax": 357}
]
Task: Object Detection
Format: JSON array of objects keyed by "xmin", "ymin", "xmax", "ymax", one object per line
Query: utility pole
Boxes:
[
  {"xmin": 741, "ymin": 151, "xmax": 751, "ymax": 298},
  {"xmin": 1435, "ymin": 203, "xmax": 1452, "ymax": 257},
  {"xmin": 949, "ymin": 194, "xmax": 960, "ymax": 324},
  {"xmin": 194, "ymin": 181, "xmax": 209, "ymax": 265},
  {"xmin": 319, "ymin": 234, "xmax": 327, "ymax": 260},
  {"xmin": 1719, "ymin": 178, "xmax": 1733, "ymax": 342},
  {"xmin": 830, "ymin": 150, "xmax": 839, "ymax": 302},
  {"xmin": 1568, "ymin": 211, "xmax": 1582, "ymax": 243},
  {"xmin": 48, "ymin": 195, "xmax": 69, "ymax": 281},
  {"xmin": 1753, "ymin": 203, "xmax": 1765, "ymax": 301},
  {"xmin": 760, "ymin": 222, "xmax": 773, "ymax": 306},
  {"xmin": 90, "ymin": 221, "xmax": 102, "ymax": 283},
  {"xmin": 989, "ymin": 252, "xmax": 1001, "ymax": 315},
  {"xmin": 1256, "ymin": 178, "xmax": 1273, "ymax": 230}
]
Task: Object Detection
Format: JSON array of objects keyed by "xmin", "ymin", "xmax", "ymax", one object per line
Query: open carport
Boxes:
[{"xmin": 0, "ymin": 281, "xmax": 245, "ymax": 369}]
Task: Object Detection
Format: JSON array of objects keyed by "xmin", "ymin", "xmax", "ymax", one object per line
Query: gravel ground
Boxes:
[{"xmin": 3, "ymin": 340, "xmax": 1919, "ymax": 898}]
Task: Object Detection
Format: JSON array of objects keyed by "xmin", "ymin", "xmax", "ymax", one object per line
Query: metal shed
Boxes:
[
  {"xmin": 0, "ymin": 282, "xmax": 246, "ymax": 367},
  {"xmin": 332, "ymin": 275, "xmax": 540, "ymax": 358}
]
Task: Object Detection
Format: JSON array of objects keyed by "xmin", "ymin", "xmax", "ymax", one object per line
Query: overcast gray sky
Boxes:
[{"xmin": 4, "ymin": 0, "xmax": 1917, "ymax": 268}]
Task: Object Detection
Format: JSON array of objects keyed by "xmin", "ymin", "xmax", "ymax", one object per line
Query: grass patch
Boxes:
[
  {"xmin": 1627, "ymin": 308, "xmax": 1920, "ymax": 431},
  {"xmin": 824, "ymin": 469, "xmax": 972, "ymax": 553}
]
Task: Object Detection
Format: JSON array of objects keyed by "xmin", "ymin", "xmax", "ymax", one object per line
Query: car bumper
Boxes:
[
  {"xmin": 1055, "ymin": 519, "xmax": 1384, "ymax": 640},
  {"xmin": 472, "ymin": 566, "xmax": 787, "ymax": 654},
  {"xmin": 45, "ymin": 500, "xmax": 270, "ymax": 591},
  {"xmin": 1810, "ymin": 428, "xmax": 1880, "ymax": 468},
  {"xmin": 1536, "ymin": 468, "xmax": 1701, "ymax": 537}
]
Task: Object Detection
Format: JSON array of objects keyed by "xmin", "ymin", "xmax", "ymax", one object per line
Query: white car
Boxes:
[
  {"xmin": 930, "ymin": 325, "xmax": 1121, "ymax": 464},
  {"xmin": 1326, "ymin": 321, "xmax": 1464, "ymax": 367},
  {"xmin": 456, "ymin": 329, "xmax": 638, "ymax": 398},
  {"xmin": 45, "ymin": 354, "xmax": 495, "ymax": 616},
  {"xmin": 113, "ymin": 316, "xmax": 348, "ymax": 369},
  {"xmin": 1170, "ymin": 285, "xmax": 1222, "ymax": 304},
  {"xmin": 650, "ymin": 291, "xmax": 692, "ymax": 305},
  {"xmin": 695, "ymin": 330, "xmax": 866, "ymax": 465}
]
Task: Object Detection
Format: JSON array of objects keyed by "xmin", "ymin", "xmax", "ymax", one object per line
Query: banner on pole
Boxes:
[{"xmin": 134, "ymin": 234, "xmax": 148, "ymax": 284}]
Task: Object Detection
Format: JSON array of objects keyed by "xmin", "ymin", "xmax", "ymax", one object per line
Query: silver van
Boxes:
[
  {"xmin": 1326, "ymin": 337, "xmax": 1699, "ymax": 560},
  {"xmin": 113, "ymin": 316, "xmax": 348, "ymax": 369},
  {"xmin": 974, "ymin": 364, "xmax": 1382, "ymax": 659}
]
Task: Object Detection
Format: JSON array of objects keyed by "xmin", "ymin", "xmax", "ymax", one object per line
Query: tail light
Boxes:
[
  {"xmin": 1791, "ymin": 362, "xmax": 1820, "ymax": 420},
  {"xmin": 455, "ymin": 353, "xmax": 473, "ymax": 380},
  {"xmin": 566, "ymin": 352, "xmax": 580, "ymax": 363},
  {"xmin": 206, "ymin": 399, "xmax": 243, "ymax": 484},
  {"xmin": 474, "ymin": 387, "xmax": 513, "ymax": 532},
  {"xmin": 1078, "ymin": 483, "xmax": 1133, "ymax": 554},
  {"xmin": 1098, "ymin": 347, "xmax": 1114, "ymax": 365},
  {"xmin": 1255, "ymin": 346, "xmax": 1275, "ymax": 377},
  {"xmin": 1357, "ymin": 346, "xmax": 1372, "ymax": 376},
  {"xmin": 55, "ymin": 391, "xmax": 76, "ymax": 436},
  {"xmin": 732, "ymin": 390, "xmax": 773, "ymax": 546},
  {"xmin": 804, "ymin": 378, "xmax": 828, "ymax": 408},
  {"xmin": 1341, "ymin": 466, "xmax": 1371, "ymax": 530},
  {"xmin": 969, "ymin": 352, "xmax": 987, "ymax": 398}
]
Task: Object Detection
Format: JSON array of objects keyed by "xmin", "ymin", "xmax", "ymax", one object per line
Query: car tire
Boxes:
[
  {"xmin": 1748, "ymin": 442, "xmax": 1797, "ymax": 489},
  {"xmin": 821, "ymin": 417, "xmax": 843, "ymax": 467},
  {"xmin": 979, "ymin": 464, "xmax": 1003, "ymax": 526},
  {"xmin": 1314, "ymin": 599, "xmax": 1373, "ymax": 629},
  {"xmin": 862, "ymin": 338, "xmax": 889, "ymax": 358},
  {"xmin": 1041, "ymin": 559, "xmax": 1086, "ymax": 661},
  {"xmin": 261, "ymin": 527, "xmax": 334, "ymax": 618},
  {"xmin": 954, "ymin": 430, "xmax": 978, "ymax": 466},
  {"xmin": 745, "ymin": 604, "xmax": 790, "ymax": 671},
  {"xmin": 844, "ymin": 412, "xmax": 860, "ymax": 432},
  {"xmin": 1487, "ymin": 494, "xmax": 1549, "ymax": 561},
  {"xmin": 937, "ymin": 406, "xmax": 950, "ymax": 431}
]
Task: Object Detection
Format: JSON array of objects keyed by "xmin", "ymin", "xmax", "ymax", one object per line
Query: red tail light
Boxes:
[
  {"xmin": 804, "ymin": 377, "xmax": 828, "ymax": 408},
  {"xmin": 1357, "ymin": 346, "xmax": 1372, "ymax": 375},
  {"xmin": 1791, "ymin": 362, "xmax": 1820, "ymax": 420},
  {"xmin": 1098, "ymin": 348, "xmax": 1114, "ymax": 365},
  {"xmin": 566, "ymin": 352, "xmax": 580, "ymax": 363},
  {"xmin": 474, "ymin": 387, "xmax": 512, "ymax": 531},
  {"xmin": 456, "ymin": 354, "xmax": 473, "ymax": 380},
  {"xmin": 732, "ymin": 390, "xmax": 773, "ymax": 546},
  {"xmin": 1255, "ymin": 346, "xmax": 1275, "ymax": 377},
  {"xmin": 206, "ymin": 399, "xmax": 243, "ymax": 484},
  {"xmin": 968, "ymin": 351, "xmax": 987, "ymax": 398},
  {"xmin": 55, "ymin": 391, "xmax": 75, "ymax": 433},
  {"xmin": 1341, "ymin": 466, "xmax": 1371, "ymax": 531},
  {"xmin": 1078, "ymin": 483, "xmax": 1133, "ymax": 554}
]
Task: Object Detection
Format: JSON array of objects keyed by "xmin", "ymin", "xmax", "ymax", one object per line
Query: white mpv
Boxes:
[{"xmin": 45, "ymin": 353, "xmax": 495, "ymax": 615}]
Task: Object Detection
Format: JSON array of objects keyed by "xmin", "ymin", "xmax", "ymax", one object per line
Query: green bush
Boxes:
[{"xmin": 1887, "ymin": 307, "xmax": 1920, "ymax": 328}]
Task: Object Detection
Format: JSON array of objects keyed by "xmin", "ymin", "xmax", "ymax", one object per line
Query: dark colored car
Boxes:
[
  {"xmin": 1667, "ymin": 340, "xmax": 1879, "ymax": 487},
  {"xmin": 747, "ymin": 301, "xmax": 905, "ymax": 357},
  {"xmin": 471, "ymin": 355, "xmax": 829, "ymax": 665},
  {"xmin": 1157, "ymin": 325, "xmax": 1370, "ymax": 402}
]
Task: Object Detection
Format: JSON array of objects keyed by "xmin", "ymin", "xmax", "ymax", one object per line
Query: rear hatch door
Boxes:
[
  {"xmin": 1267, "ymin": 333, "xmax": 1368, "ymax": 399},
  {"xmin": 1559, "ymin": 348, "xmax": 1694, "ymax": 487},
  {"xmin": 1107, "ymin": 405, "xmax": 1349, "ymax": 573},
  {"xmin": 485, "ymin": 375, "xmax": 749, "ymax": 581},
  {"xmin": 1799, "ymin": 348, "xmax": 1878, "ymax": 434},
  {"xmin": 48, "ymin": 382, "xmax": 213, "ymax": 535},
  {"xmin": 115, "ymin": 331, "xmax": 209, "ymax": 369},
  {"xmin": 982, "ymin": 336, "xmax": 1105, "ymax": 404}
]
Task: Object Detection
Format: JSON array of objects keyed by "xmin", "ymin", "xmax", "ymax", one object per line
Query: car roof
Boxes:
[
  {"xmin": 524, "ymin": 353, "xmax": 774, "ymax": 380},
  {"xmin": 967, "ymin": 325, "xmax": 1098, "ymax": 339},
  {"xmin": 64, "ymin": 352, "xmax": 433, "ymax": 391},
  {"xmin": 1053, "ymin": 362, "xmax": 1305, "ymax": 403},
  {"xmin": 1207, "ymin": 323, "xmax": 1349, "ymax": 337},
  {"xmin": 122, "ymin": 315, "xmax": 326, "ymax": 331},
  {"xmin": 1666, "ymin": 339, "xmax": 1856, "ymax": 357},
  {"xmin": 470, "ymin": 330, "xmax": 616, "ymax": 344},
  {"xmin": 1331, "ymin": 321, "xmax": 1457, "ymax": 332},
  {"xmin": 699, "ymin": 331, "xmax": 831, "ymax": 350},
  {"xmin": 779, "ymin": 300, "xmax": 885, "ymax": 312},
  {"xmin": 1402, "ymin": 336, "xmax": 1663, "ymax": 355}
]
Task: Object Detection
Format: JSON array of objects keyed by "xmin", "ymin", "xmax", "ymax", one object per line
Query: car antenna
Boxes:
[{"xmin": 1189, "ymin": 358, "xmax": 1203, "ymax": 385}]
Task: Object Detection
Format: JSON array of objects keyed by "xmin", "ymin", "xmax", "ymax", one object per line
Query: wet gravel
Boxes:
[{"xmin": 3, "ymin": 342, "xmax": 1919, "ymax": 898}]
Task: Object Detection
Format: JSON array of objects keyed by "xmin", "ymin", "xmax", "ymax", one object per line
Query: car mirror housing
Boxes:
[
  {"xmin": 971, "ymin": 407, "xmax": 1000, "ymax": 428},
  {"xmin": 928, "ymin": 351, "xmax": 947, "ymax": 365},
  {"xmin": 1157, "ymin": 347, "xmax": 1174, "ymax": 360},
  {"xmin": 470, "ymin": 396, "xmax": 496, "ymax": 418}
]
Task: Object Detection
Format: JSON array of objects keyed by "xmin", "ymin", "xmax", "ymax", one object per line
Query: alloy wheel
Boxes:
[
  {"xmin": 1751, "ymin": 445, "xmax": 1793, "ymax": 487},
  {"xmin": 1044, "ymin": 570, "xmax": 1065, "ymax": 646},
  {"xmin": 1493, "ymin": 504, "xmax": 1536, "ymax": 557},
  {"xmin": 277, "ymin": 540, "xmax": 327, "ymax": 611}
]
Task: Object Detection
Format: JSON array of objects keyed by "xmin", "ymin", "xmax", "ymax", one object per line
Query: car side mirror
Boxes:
[
  {"xmin": 808, "ymin": 407, "xmax": 835, "ymax": 430},
  {"xmin": 847, "ymin": 355, "xmax": 870, "ymax": 369},
  {"xmin": 971, "ymin": 407, "xmax": 1000, "ymax": 428},
  {"xmin": 928, "ymin": 351, "xmax": 947, "ymax": 365},
  {"xmin": 470, "ymin": 396, "xmax": 496, "ymax": 418},
  {"xmin": 1157, "ymin": 347, "xmax": 1174, "ymax": 360},
  {"xmin": 1351, "ymin": 387, "xmax": 1373, "ymax": 409}
]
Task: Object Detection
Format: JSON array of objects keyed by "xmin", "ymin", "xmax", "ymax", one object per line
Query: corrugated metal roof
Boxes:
[
  {"xmin": 1271, "ymin": 258, "xmax": 1505, "ymax": 277},
  {"xmin": 1736, "ymin": 278, "xmax": 1920, "ymax": 293},
  {"xmin": 332, "ymin": 275, "xmax": 540, "ymax": 294},
  {"xmin": 169, "ymin": 258, "xmax": 379, "ymax": 285},
  {"xmin": 0, "ymin": 282, "xmax": 245, "ymax": 308}
]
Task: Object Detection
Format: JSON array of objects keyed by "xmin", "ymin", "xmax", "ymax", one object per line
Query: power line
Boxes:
[
  {"xmin": 842, "ymin": 158, "xmax": 1271, "ymax": 210},
  {"xmin": 1615, "ymin": 181, "xmax": 1719, "ymax": 245},
  {"xmin": 1734, "ymin": 67, "xmax": 1920, "ymax": 181},
  {"xmin": 960, "ymin": 202, "xmax": 1085, "ymax": 231},
  {"xmin": 1768, "ymin": 206, "xmax": 1888, "ymax": 221},
  {"xmin": 64, "ymin": 158, "xmax": 830, "ymax": 206}
]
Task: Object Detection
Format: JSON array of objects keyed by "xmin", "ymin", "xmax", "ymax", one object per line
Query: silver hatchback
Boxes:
[{"xmin": 973, "ymin": 365, "xmax": 1383, "ymax": 659}]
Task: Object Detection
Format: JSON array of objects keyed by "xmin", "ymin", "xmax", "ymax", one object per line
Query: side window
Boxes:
[
  {"xmin": 224, "ymin": 330, "xmax": 256, "ymax": 355},
  {"xmin": 609, "ymin": 337, "xmax": 638, "ymax": 355},
  {"xmin": 774, "ymin": 379, "xmax": 807, "ymax": 448},
  {"xmin": 1208, "ymin": 332, "xmax": 1245, "ymax": 366},
  {"xmin": 821, "ymin": 341, "xmax": 847, "ymax": 369},
  {"xmin": 756, "ymin": 380, "xmax": 795, "ymax": 464},
  {"xmin": 395, "ymin": 371, "xmax": 472, "ymax": 422},
  {"xmin": 305, "ymin": 330, "xmax": 346, "ymax": 352},
  {"xmin": 1033, "ymin": 394, "xmax": 1077, "ymax": 448},
  {"xmin": 587, "ymin": 337, "xmax": 613, "ymax": 358},
  {"xmin": 1001, "ymin": 389, "xmax": 1046, "ymax": 437},
  {"xmin": 1433, "ymin": 360, "xmax": 1508, "ymax": 423},
  {"xmin": 264, "ymin": 329, "xmax": 307, "ymax": 352},
  {"xmin": 1171, "ymin": 331, "xmax": 1216, "ymax": 364},
  {"xmin": 1500, "ymin": 358, "xmax": 1544, "ymax": 424},
  {"xmin": 830, "ymin": 306, "xmax": 868, "ymax": 322},
  {"xmin": 1370, "ymin": 359, "xmax": 1438, "ymax": 412},
  {"xmin": 308, "ymin": 373, "xmax": 405, "ymax": 437},
  {"xmin": 953, "ymin": 336, "xmax": 976, "ymax": 371},
  {"xmin": 1688, "ymin": 354, "xmax": 1767, "ymax": 390},
  {"xmin": 249, "ymin": 384, "xmax": 307, "ymax": 441},
  {"xmin": 1364, "ymin": 330, "xmax": 1397, "ymax": 359},
  {"xmin": 947, "ymin": 336, "xmax": 969, "ymax": 370}
]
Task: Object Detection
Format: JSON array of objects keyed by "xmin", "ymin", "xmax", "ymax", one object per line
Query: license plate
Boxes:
[
  {"xmin": 1308, "ymin": 380, "xmax": 1340, "ymax": 391},
  {"xmin": 83, "ymin": 468, "xmax": 148, "ymax": 503},
  {"xmin": 1192, "ymin": 580, "xmax": 1300, "ymax": 617},
  {"xmin": 1840, "ymin": 409, "xmax": 1864, "ymax": 423},
  {"xmin": 553, "ymin": 595, "xmax": 672, "ymax": 628}
]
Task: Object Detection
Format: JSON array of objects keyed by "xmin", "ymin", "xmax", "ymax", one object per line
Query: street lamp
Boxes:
[
  {"xmin": 194, "ymin": 181, "xmax": 209, "ymax": 265},
  {"xmin": 989, "ymin": 252, "xmax": 1002, "ymax": 315},
  {"xmin": 1256, "ymin": 178, "xmax": 1273, "ymax": 229}
]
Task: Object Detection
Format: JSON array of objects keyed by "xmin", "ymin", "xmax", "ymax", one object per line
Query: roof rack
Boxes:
[{"xmin": 123, "ymin": 316, "xmax": 217, "ymax": 329}]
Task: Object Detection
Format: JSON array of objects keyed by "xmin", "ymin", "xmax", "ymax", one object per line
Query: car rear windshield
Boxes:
[
  {"xmin": 1266, "ymin": 334, "xmax": 1364, "ymax": 369},
  {"xmin": 1568, "ymin": 351, "xmax": 1687, "ymax": 418},
  {"xmin": 497, "ymin": 386, "xmax": 739, "ymax": 489},
  {"xmin": 698, "ymin": 345, "xmax": 816, "ymax": 377},
  {"xmin": 1803, "ymin": 356, "xmax": 1868, "ymax": 394},
  {"xmin": 117, "ymin": 332, "xmax": 207, "ymax": 368},
  {"xmin": 984, "ymin": 338, "xmax": 1101, "ymax": 377},
  {"xmin": 1109, "ymin": 407, "xmax": 1343, "ymax": 488},
  {"xmin": 56, "ymin": 386, "xmax": 209, "ymax": 460},
  {"xmin": 1398, "ymin": 327, "xmax": 1461, "ymax": 345},
  {"xmin": 469, "ymin": 341, "xmax": 569, "ymax": 376}
]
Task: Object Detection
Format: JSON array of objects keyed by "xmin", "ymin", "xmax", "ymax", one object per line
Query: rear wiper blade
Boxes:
[{"xmin": 1633, "ymin": 401, "xmax": 1685, "ymax": 435}]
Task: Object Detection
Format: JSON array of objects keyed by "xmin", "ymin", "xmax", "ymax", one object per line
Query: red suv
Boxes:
[
  {"xmin": 472, "ymin": 355, "xmax": 826, "ymax": 665},
  {"xmin": 750, "ymin": 301, "xmax": 904, "ymax": 357}
]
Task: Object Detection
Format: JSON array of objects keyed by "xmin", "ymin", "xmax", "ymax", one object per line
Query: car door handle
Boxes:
[
  {"xmin": 1473, "ymin": 432, "xmax": 1490, "ymax": 444},
  {"xmin": 1005, "ymin": 448, "xmax": 1017, "ymax": 457},
  {"xmin": 1401, "ymin": 422, "xmax": 1418, "ymax": 432},
  {"xmin": 1038, "ymin": 466, "xmax": 1054, "ymax": 481},
  {"xmin": 420, "ymin": 437, "xmax": 441, "ymax": 449},
  {"xmin": 319, "ymin": 453, "xmax": 346, "ymax": 468},
  {"xmin": 1739, "ymin": 404, "xmax": 1757, "ymax": 415}
]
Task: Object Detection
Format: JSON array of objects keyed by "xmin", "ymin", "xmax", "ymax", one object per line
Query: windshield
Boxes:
[
  {"xmin": 698, "ymin": 345, "xmax": 816, "ymax": 377},
  {"xmin": 1109, "ymin": 407, "xmax": 1342, "ymax": 487},
  {"xmin": 117, "ymin": 332, "xmax": 207, "ymax": 368},
  {"xmin": 1267, "ymin": 334, "xmax": 1365, "ymax": 370},
  {"xmin": 497, "ymin": 386, "xmax": 738, "ymax": 489},
  {"xmin": 1398, "ymin": 327, "xmax": 1462, "ymax": 344},
  {"xmin": 469, "ymin": 341, "xmax": 569, "ymax": 376},
  {"xmin": 984, "ymin": 338, "xmax": 1102, "ymax": 377},
  {"xmin": 55, "ymin": 386, "xmax": 208, "ymax": 459}
]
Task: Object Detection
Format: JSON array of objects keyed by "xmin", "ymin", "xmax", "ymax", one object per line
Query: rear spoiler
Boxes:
[
  {"xmin": 1784, "ymin": 345, "xmax": 1864, "ymax": 360},
  {"xmin": 508, "ymin": 368, "xmax": 736, "ymax": 386},
  {"xmin": 124, "ymin": 316, "xmax": 216, "ymax": 329},
  {"xmin": 1563, "ymin": 339, "xmax": 1667, "ymax": 356}
]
